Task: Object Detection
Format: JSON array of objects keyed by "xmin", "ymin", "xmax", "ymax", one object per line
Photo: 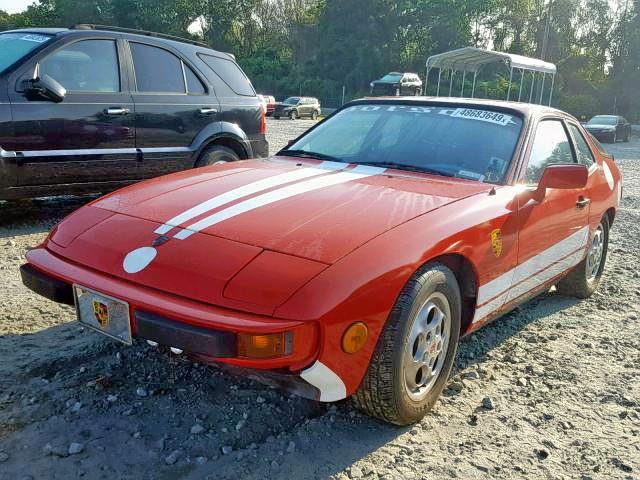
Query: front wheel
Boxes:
[
  {"xmin": 556, "ymin": 216, "xmax": 609, "ymax": 298},
  {"xmin": 311, "ymin": 110, "xmax": 319, "ymax": 120},
  {"xmin": 289, "ymin": 110, "xmax": 298, "ymax": 120},
  {"xmin": 353, "ymin": 263, "xmax": 461, "ymax": 425}
]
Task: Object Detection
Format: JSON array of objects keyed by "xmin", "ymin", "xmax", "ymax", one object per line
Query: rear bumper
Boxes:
[{"xmin": 22, "ymin": 247, "xmax": 319, "ymax": 371}]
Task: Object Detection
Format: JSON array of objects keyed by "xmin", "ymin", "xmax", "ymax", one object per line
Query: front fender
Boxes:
[{"xmin": 276, "ymin": 187, "xmax": 519, "ymax": 397}]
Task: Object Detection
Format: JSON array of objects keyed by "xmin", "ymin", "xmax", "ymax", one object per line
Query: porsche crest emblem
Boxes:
[
  {"xmin": 490, "ymin": 229, "xmax": 503, "ymax": 258},
  {"xmin": 93, "ymin": 300, "xmax": 109, "ymax": 327}
]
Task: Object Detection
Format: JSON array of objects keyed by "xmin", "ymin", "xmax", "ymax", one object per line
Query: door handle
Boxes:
[
  {"xmin": 576, "ymin": 197, "xmax": 591, "ymax": 209},
  {"xmin": 199, "ymin": 107, "xmax": 218, "ymax": 115},
  {"xmin": 104, "ymin": 107, "xmax": 130, "ymax": 116}
]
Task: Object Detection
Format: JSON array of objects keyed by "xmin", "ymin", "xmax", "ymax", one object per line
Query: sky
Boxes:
[{"xmin": 0, "ymin": 0, "xmax": 33, "ymax": 13}]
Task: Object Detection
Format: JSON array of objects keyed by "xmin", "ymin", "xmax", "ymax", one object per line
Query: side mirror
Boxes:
[
  {"xmin": 534, "ymin": 164, "xmax": 588, "ymax": 200},
  {"xmin": 25, "ymin": 75, "xmax": 66, "ymax": 103}
]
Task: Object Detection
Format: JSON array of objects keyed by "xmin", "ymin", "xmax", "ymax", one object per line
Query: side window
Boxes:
[
  {"xmin": 568, "ymin": 124, "xmax": 595, "ymax": 167},
  {"xmin": 184, "ymin": 64, "xmax": 206, "ymax": 95},
  {"xmin": 524, "ymin": 120, "xmax": 576, "ymax": 184},
  {"xmin": 198, "ymin": 54, "xmax": 254, "ymax": 96},
  {"xmin": 130, "ymin": 43, "xmax": 185, "ymax": 93},
  {"xmin": 39, "ymin": 39, "xmax": 119, "ymax": 92}
]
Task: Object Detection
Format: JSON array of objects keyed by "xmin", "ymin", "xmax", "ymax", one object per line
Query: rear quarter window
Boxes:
[{"xmin": 198, "ymin": 54, "xmax": 254, "ymax": 96}]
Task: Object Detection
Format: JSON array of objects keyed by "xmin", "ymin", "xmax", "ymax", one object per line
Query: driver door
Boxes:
[
  {"xmin": 7, "ymin": 37, "xmax": 136, "ymax": 187},
  {"xmin": 508, "ymin": 118, "xmax": 590, "ymax": 305}
]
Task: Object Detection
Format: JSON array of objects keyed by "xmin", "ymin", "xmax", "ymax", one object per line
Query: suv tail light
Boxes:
[{"xmin": 260, "ymin": 107, "xmax": 266, "ymax": 136}]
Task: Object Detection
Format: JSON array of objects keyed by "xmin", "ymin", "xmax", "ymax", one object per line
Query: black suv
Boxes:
[
  {"xmin": 273, "ymin": 97, "xmax": 321, "ymax": 120},
  {"xmin": 370, "ymin": 72, "xmax": 423, "ymax": 96},
  {"xmin": 0, "ymin": 25, "xmax": 268, "ymax": 201}
]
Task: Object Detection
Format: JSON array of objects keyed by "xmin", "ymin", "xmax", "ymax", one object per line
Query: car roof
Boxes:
[
  {"xmin": 351, "ymin": 96, "xmax": 570, "ymax": 119},
  {"xmin": 2, "ymin": 27, "xmax": 231, "ymax": 58}
]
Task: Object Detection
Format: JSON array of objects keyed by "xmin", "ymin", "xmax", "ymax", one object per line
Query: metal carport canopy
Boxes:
[
  {"xmin": 426, "ymin": 47, "xmax": 556, "ymax": 74},
  {"xmin": 425, "ymin": 47, "xmax": 557, "ymax": 105}
]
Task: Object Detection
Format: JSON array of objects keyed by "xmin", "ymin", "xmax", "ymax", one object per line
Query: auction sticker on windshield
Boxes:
[{"xmin": 446, "ymin": 108, "xmax": 514, "ymax": 126}]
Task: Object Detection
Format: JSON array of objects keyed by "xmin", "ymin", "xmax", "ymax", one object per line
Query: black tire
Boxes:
[
  {"xmin": 394, "ymin": 88, "xmax": 400, "ymax": 96},
  {"xmin": 556, "ymin": 215, "xmax": 609, "ymax": 299},
  {"xmin": 311, "ymin": 110, "xmax": 319, "ymax": 120},
  {"xmin": 195, "ymin": 144, "xmax": 241, "ymax": 167},
  {"xmin": 414, "ymin": 88, "xmax": 421, "ymax": 96},
  {"xmin": 274, "ymin": 115, "xmax": 280, "ymax": 120},
  {"xmin": 289, "ymin": 110, "xmax": 298, "ymax": 120},
  {"xmin": 352, "ymin": 262, "xmax": 461, "ymax": 425}
]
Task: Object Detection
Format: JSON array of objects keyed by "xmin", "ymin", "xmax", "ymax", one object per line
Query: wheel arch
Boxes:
[
  {"xmin": 193, "ymin": 133, "xmax": 250, "ymax": 166},
  {"xmin": 418, "ymin": 253, "xmax": 479, "ymax": 337},
  {"xmin": 605, "ymin": 206, "xmax": 616, "ymax": 227}
]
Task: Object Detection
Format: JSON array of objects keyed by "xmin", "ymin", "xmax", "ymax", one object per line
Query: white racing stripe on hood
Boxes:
[
  {"xmin": 174, "ymin": 164, "xmax": 386, "ymax": 240},
  {"xmin": 154, "ymin": 161, "xmax": 346, "ymax": 235}
]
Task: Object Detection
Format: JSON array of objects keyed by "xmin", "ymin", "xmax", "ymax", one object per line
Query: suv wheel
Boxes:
[
  {"xmin": 196, "ymin": 144, "xmax": 241, "ymax": 167},
  {"xmin": 311, "ymin": 110, "xmax": 319, "ymax": 120},
  {"xmin": 289, "ymin": 110, "xmax": 298, "ymax": 120}
]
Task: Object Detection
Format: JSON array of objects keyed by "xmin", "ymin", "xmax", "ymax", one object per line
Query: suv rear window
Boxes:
[
  {"xmin": 131, "ymin": 43, "xmax": 185, "ymax": 93},
  {"xmin": 199, "ymin": 54, "xmax": 254, "ymax": 96}
]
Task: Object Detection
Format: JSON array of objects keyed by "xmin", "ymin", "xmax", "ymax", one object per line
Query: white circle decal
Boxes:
[
  {"xmin": 602, "ymin": 161, "xmax": 614, "ymax": 190},
  {"xmin": 123, "ymin": 247, "xmax": 157, "ymax": 273}
]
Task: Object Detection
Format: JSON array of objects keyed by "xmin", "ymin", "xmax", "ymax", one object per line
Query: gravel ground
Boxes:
[{"xmin": 0, "ymin": 118, "xmax": 638, "ymax": 480}]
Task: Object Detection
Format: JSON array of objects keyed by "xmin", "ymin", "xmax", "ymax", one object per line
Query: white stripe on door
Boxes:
[
  {"xmin": 174, "ymin": 164, "xmax": 386, "ymax": 240},
  {"xmin": 155, "ymin": 161, "xmax": 346, "ymax": 235},
  {"xmin": 473, "ymin": 226, "xmax": 589, "ymax": 323}
]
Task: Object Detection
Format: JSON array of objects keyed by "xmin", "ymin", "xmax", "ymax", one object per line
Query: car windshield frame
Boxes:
[
  {"xmin": 280, "ymin": 101, "xmax": 525, "ymax": 185},
  {"xmin": 0, "ymin": 32, "xmax": 54, "ymax": 75},
  {"xmin": 587, "ymin": 116, "xmax": 617, "ymax": 126},
  {"xmin": 283, "ymin": 97, "xmax": 300, "ymax": 105}
]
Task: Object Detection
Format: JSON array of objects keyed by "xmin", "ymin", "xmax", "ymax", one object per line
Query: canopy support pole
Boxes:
[
  {"xmin": 539, "ymin": 73, "xmax": 546, "ymax": 104},
  {"xmin": 471, "ymin": 71, "xmax": 477, "ymax": 98},
  {"xmin": 518, "ymin": 69, "xmax": 524, "ymax": 101},
  {"xmin": 425, "ymin": 68, "xmax": 430, "ymax": 95},
  {"xmin": 449, "ymin": 69, "xmax": 454, "ymax": 96},
  {"xmin": 548, "ymin": 74, "xmax": 555, "ymax": 106},
  {"xmin": 529, "ymin": 71, "xmax": 536, "ymax": 103},
  {"xmin": 436, "ymin": 68, "xmax": 442, "ymax": 96},
  {"xmin": 506, "ymin": 66, "xmax": 514, "ymax": 101},
  {"xmin": 461, "ymin": 70, "xmax": 466, "ymax": 97}
]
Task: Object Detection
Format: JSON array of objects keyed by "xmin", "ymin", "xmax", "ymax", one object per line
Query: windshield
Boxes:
[
  {"xmin": 283, "ymin": 97, "xmax": 300, "ymax": 105},
  {"xmin": 588, "ymin": 116, "xmax": 617, "ymax": 126},
  {"xmin": 283, "ymin": 104, "xmax": 524, "ymax": 184},
  {"xmin": 0, "ymin": 32, "xmax": 53, "ymax": 74},
  {"xmin": 380, "ymin": 73, "xmax": 402, "ymax": 82}
]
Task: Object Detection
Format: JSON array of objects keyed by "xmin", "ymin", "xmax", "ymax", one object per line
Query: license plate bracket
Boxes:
[{"xmin": 74, "ymin": 285, "xmax": 132, "ymax": 345}]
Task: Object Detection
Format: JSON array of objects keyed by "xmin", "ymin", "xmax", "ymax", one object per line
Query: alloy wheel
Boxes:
[{"xmin": 403, "ymin": 292, "xmax": 451, "ymax": 401}]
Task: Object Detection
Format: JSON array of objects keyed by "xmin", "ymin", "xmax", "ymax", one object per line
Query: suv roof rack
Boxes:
[{"xmin": 70, "ymin": 24, "xmax": 211, "ymax": 49}]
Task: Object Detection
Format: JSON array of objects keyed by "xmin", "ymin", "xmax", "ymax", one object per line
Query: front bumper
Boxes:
[
  {"xmin": 22, "ymin": 247, "xmax": 351, "ymax": 402},
  {"xmin": 21, "ymin": 247, "xmax": 318, "ymax": 371}
]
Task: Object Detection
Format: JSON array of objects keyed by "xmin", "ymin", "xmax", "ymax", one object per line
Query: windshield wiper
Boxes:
[
  {"xmin": 357, "ymin": 161, "xmax": 454, "ymax": 178},
  {"xmin": 278, "ymin": 149, "xmax": 345, "ymax": 163}
]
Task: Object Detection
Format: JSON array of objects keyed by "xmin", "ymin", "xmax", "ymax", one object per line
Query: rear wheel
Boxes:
[
  {"xmin": 556, "ymin": 216, "xmax": 609, "ymax": 298},
  {"xmin": 195, "ymin": 144, "xmax": 241, "ymax": 167},
  {"xmin": 353, "ymin": 262, "xmax": 461, "ymax": 425}
]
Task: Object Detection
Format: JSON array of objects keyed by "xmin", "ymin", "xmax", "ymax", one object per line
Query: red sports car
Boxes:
[{"xmin": 21, "ymin": 98, "xmax": 621, "ymax": 425}]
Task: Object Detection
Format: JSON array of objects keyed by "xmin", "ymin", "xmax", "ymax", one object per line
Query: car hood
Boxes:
[{"xmin": 47, "ymin": 158, "xmax": 490, "ymax": 312}]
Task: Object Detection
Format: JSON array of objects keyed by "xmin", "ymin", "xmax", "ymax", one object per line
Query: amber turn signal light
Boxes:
[
  {"xmin": 342, "ymin": 322, "xmax": 368, "ymax": 354},
  {"xmin": 237, "ymin": 332, "xmax": 292, "ymax": 359}
]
